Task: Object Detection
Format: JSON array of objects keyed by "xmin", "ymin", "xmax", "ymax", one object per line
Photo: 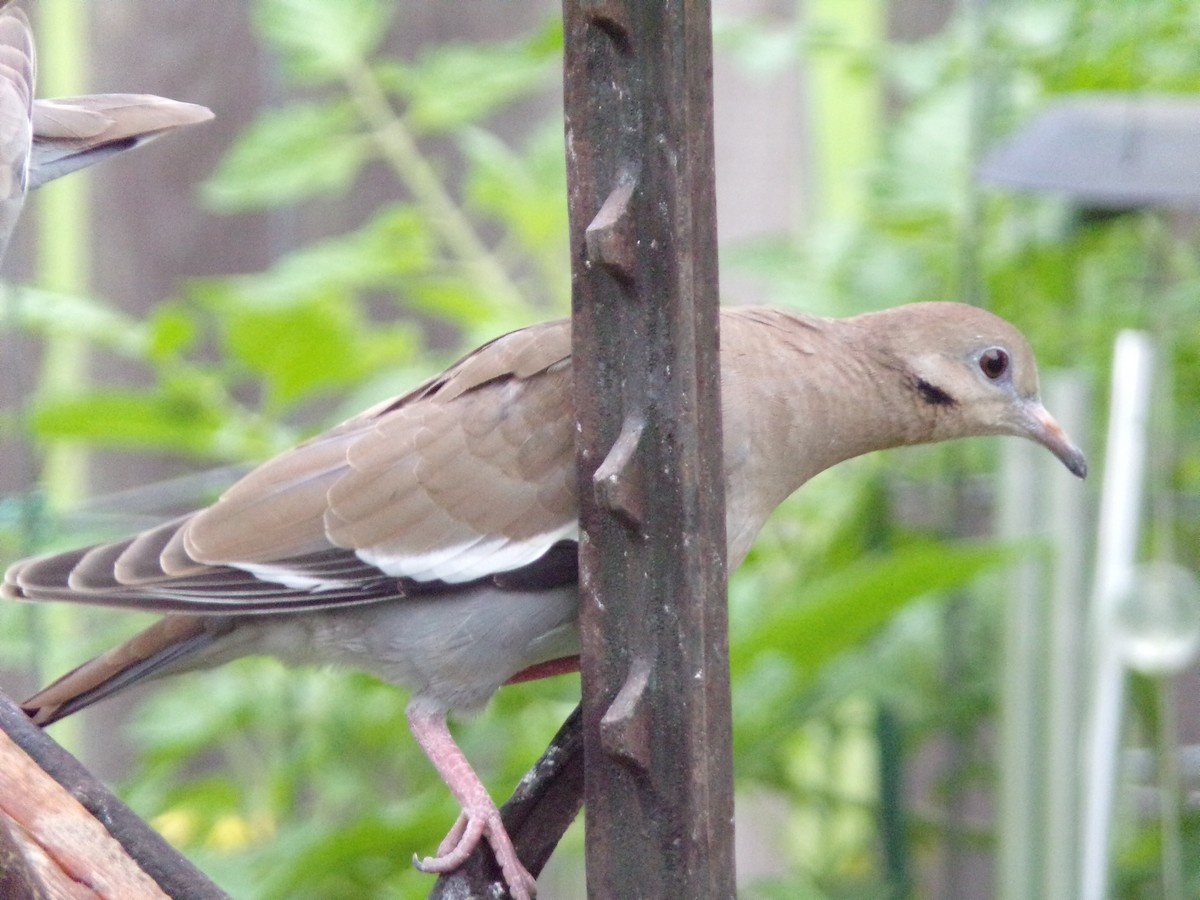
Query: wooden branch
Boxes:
[{"xmin": 0, "ymin": 691, "xmax": 227, "ymax": 899}]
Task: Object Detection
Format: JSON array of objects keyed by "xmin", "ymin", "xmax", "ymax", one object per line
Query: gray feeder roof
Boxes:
[{"xmin": 978, "ymin": 94, "xmax": 1200, "ymax": 210}]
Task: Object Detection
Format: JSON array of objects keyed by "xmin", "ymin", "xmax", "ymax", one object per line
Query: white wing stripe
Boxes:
[
  {"xmin": 357, "ymin": 523, "xmax": 579, "ymax": 584},
  {"xmin": 226, "ymin": 523, "xmax": 579, "ymax": 590},
  {"xmin": 234, "ymin": 563, "xmax": 358, "ymax": 592}
]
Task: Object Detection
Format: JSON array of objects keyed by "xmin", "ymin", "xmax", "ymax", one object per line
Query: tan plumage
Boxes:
[
  {"xmin": 3, "ymin": 303, "xmax": 1086, "ymax": 899},
  {"xmin": 0, "ymin": 4, "xmax": 213, "ymax": 261},
  {"xmin": 27, "ymin": 92, "xmax": 214, "ymax": 190},
  {"xmin": 0, "ymin": 5, "xmax": 34, "ymax": 257}
]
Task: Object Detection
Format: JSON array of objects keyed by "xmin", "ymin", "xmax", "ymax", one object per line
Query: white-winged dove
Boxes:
[
  {"xmin": 3, "ymin": 302, "xmax": 1086, "ymax": 899},
  {"xmin": 0, "ymin": 4, "xmax": 213, "ymax": 262}
]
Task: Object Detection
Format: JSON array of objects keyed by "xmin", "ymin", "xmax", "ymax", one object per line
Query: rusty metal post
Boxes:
[{"xmin": 563, "ymin": 2, "xmax": 733, "ymax": 897}]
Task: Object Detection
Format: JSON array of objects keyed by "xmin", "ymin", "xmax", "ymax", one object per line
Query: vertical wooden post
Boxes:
[{"xmin": 563, "ymin": 2, "xmax": 733, "ymax": 897}]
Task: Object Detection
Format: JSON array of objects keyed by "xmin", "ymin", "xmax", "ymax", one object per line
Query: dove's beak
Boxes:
[{"xmin": 1024, "ymin": 401, "xmax": 1088, "ymax": 479}]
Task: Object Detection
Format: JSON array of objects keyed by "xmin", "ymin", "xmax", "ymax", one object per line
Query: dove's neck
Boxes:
[{"xmin": 718, "ymin": 309, "xmax": 935, "ymax": 566}]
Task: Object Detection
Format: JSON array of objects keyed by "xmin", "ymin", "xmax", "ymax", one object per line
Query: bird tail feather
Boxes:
[{"xmin": 23, "ymin": 615, "xmax": 231, "ymax": 726}]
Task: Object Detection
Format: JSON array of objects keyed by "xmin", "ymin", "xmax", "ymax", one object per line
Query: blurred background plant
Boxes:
[{"xmin": 1, "ymin": 0, "xmax": 1198, "ymax": 898}]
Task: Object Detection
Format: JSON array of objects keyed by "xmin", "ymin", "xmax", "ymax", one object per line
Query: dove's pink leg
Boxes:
[{"xmin": 406, "ymin": 706, "xmax": 537, "ymax": 900}]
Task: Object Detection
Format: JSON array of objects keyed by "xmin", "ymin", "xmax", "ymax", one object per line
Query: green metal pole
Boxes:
[
  {"xmin": 35, "ymin": 0, "xmax": 91, "ymax": 507},
  {"xmin": 30, "ymin": 0, "xmax": 91, "ymax": 743},
  {"xmin": 805, "ymin": 0, "xmax": 884, "ymax": 225}
]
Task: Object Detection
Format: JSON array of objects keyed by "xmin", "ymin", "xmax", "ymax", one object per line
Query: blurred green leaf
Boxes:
[
  {"xmin": 198, "ymin": 282, "xmax": 417, "ymax": 412},
  {"xmin": 383, "ymin": 23, "xmax": 561, "ymax": 133},
  {"xmin": 732, "ymin": 539, "xmax": 1017, "ymax": 678},
  {"xmin": 251, "ymin": 812, "xmax": 443, "ymax": 900},
  {"xmin": 713, "ymin": 15, "xmax": 804, "ymax": 78},
  {"xmin": 221, "ymin": 206, "xmax": 435, "ymax": 306},
  {"xmin": 146, "ymin": 303, "xmax": 199, "ymax": 362},
  {"xmin": 253, "ymin": 0, "xmax": 393, "ymax": 82},
  {"xmin": 881, "ymin": 85, "xmax": 971, "ymax": 214},
  {"xmin": 741, "ymin": 877, "xmax": 838, "ymax": 900},
  {"xmin": 32, "ymin": 390, "xmax": 224, "ymax": 455},
  {"xmin": 461, "ymin": 126, "xmax": 569, "ymax": 299},
  {"xmin": 203, "ymin": 102, "xmax": 368, "ymax": 212},
  {"xmin": 7, "ymin": 286, "xmax": 149, "ymax": 358}
]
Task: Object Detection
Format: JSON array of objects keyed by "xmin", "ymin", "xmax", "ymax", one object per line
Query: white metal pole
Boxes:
[
  {"xmin": 1043, "ymin": 374, "xmax": 1091, "ymax": 900},
  {"xmin": 1080, "ymin": 331, "xmax": 1155, "ymax": 900},
  {"xmin": 998, "ymin": 436, "xmax": 1045, "ymax": 900}
]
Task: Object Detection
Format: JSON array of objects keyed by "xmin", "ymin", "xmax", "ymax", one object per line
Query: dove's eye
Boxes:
[{"xmin": 979, "ymin": 347, "xmax": 1009, "ymax": 380}]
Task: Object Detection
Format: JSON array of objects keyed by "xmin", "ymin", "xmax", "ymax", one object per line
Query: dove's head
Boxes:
[{"xmin": 865, "ymin": 302, "xmax": 1088, "ymax": 478}]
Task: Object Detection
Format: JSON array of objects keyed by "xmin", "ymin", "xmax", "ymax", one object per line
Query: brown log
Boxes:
[{"xmin": 0, "ymin": 727, "xmax": 167, "ymax": 899}]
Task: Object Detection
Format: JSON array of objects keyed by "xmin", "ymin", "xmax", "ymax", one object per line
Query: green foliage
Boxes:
[
  {"xmin": 119, "ymin": 661, "xmax": 579, "ymax": 898},
  {"xmin": 203, "ymin": 102, "xmax": 369, "ymax": 212},
  {"xmin": 5, "ymin": 286, "xmax": 149, "ymax": 356},
  {"xmin": 8, "ymin": 0, "xmax": 567, "ymax": 464},
  {"xmin": 381, "ymin": 24, "xmax": 563, "ymax": 135},
  {"xmin": 4, "ymin": 2, "xmax": 570, "ymax": 896},
  {"xmin": 732, "ymin": 539, "xmax": 1016, "ymax": 679},
  {"xmin": 195, "ymin": 280, "xmax": 419, "ymax": 414},
  {"xmin": 721, "ymin": 0, "xmax": 1200, "ymax": 896},
  {"xmin": 32, "ymin": 389, "xmax": 226, "ymax": 455},
  {"xmin": 252, "ymin": 0, "xmax": 393, "ymax": 83},
  {"xmin": 4, "ymin": 0, "xmax": 1198, "ymax": 898}
]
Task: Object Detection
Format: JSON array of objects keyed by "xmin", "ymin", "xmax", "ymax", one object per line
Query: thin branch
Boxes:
[{"xmin": 341, "ymin": 60, "xmax": 530, "ymax": 315}]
